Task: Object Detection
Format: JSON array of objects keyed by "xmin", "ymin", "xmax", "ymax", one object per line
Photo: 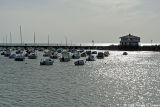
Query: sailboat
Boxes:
[
  {"xmin": 59, "ymin": 51, "xmax": 71, "ymax": 62},
  {"xmin": 10, "ymin": 32, "xmax": 12, "ymax": 46},
  {"xmin": 40, "ymin": 58, "xmax": 54, "ymax": 65},
  {"xmin": 28, "ymin": 52, "xmax": 37, "ymax": 59},
  {"xmin": 4, "ymin": 49, "xmax": 11, "ymax": 57},
  {"xmin": 96, "ymin": 52, "xmax": 104, "ymax": 59},
  {"xmin": 15, "ymin": 25, "xmax": 25, "ymax": 61},
  {"xmin": 28, "ymin": 32, "xmax": 38, "ymax": 59},
  {"xmin": 20, "ymin": 25, "xmax": 23, "ymax": 46},
  {"xmin": 15, "ymin": 54, "xmax": 25, "ymax": 61}
]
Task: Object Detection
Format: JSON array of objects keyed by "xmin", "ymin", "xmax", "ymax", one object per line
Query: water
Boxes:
[{"xmin": 0, "ymin": 51, "xmax": 160, "ymax": 107}]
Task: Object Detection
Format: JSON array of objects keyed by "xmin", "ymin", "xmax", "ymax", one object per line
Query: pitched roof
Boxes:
[{"xmin": 120, "ymin": 34, "xmax": 140, "ymax": 39}]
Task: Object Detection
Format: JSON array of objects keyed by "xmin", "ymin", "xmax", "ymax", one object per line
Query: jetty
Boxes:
[
  {"xmin": 1, "ymin": 33, "xmax": 160, "ymax": 51},
  {"xmin": 0, "ymin": 44, "xmax": 160, "ymax": 51}
]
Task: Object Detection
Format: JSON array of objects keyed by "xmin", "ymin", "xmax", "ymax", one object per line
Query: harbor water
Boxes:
[{"xmin": 0, "ymin": 51, "xmax": 160, "ymax": 107}]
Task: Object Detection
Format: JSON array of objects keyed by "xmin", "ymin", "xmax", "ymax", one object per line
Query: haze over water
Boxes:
[{"xmin": 0, "ymin": 51, "xmax": 160, "ymax": 106}]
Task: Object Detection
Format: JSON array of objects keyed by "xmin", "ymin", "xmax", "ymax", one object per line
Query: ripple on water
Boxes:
[{"xmin": 0, "ymin": 51, "xmax": 160, "ymax": 106}]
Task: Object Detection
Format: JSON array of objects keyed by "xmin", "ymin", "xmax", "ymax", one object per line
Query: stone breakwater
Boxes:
[{"xmin": 1, "ymin": 45, "xmax": 160, "ymax": 51}]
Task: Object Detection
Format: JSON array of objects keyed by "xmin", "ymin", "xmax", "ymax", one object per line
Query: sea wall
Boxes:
[{"xmin": 1, "ymin": 45, "xmax": 160, "ymax": 51}]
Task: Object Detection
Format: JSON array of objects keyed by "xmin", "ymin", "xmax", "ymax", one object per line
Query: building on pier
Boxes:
[{"xmin": 120, "ymin": 34, "xmax": 140, "ymax": 46}]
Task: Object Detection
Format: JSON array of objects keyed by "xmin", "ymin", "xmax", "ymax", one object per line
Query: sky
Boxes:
[{"xmin": 0, "ymin": 0, "xmax": 160, "ymax": 44}]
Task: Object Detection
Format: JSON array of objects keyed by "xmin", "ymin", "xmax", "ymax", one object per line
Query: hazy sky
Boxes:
[{"xmin": 0, "ymin": 0, "xmax": 160, "ymax": 44}]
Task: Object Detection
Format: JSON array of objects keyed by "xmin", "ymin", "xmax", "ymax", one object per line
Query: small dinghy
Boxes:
[
  {"xmin": 104, "ymin": 51, "xmax": 110, "ymax": 57},
  {"xmin": 4, "ymin": 50, "xmax": 11, "ymax": 57},
  {"xmin": 1, "ymin": 51, "xmax": 5, "ymax": 55},
  {"xmin": 92, "ymin": 51, "xmax": 97, "ymax": 54},
  {"xmin": 14, "ymin": 55, "xmax": 25, "ymax": 61},
  {"xmin": 9, "ymin": 54, "xmax": 16, "ymax": 59},
  {"xmin": 74, "ymin": 59, "xmax": 85, "ymax": 66},
  {"xmin": 96, "ymin": 52, "xmax": 104, "ymax": 59},
  {"xmin": 50, "ymin": 52, "xmax": 58, "ymax": 59},
  {"xmin": 59, "ymin": 51, "xmax": 71, "ymax": 62},
  {"xmin": 86, "ymin": 55, "xmax": 95, "ymax": 61},
  {"xmin": 40, "ymin": 58, "xmax": 54, "ymax": 65},
  {"xmin": 123, "ymin": 52, "xmax": 128, "ymax": 55},
  {"xmin": 81, "ymin": 52, "xmax": 87, "ymax": 57},
  {"xmin": 28, "ymin": 53, "xmax": 37, "ymax": 59},
  {"xmin": 72, "ymin": 51, "xmax": 80, "ymax": 59},
  {"xmin": 43, "ymin": 50, "xmax": 52, "ymax": 57}
]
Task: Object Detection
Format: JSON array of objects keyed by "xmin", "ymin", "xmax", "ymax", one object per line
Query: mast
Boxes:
[
  {"xmin": 20, "ymin": 25, "xmax": 22, "ymax": 46},
  {"xmin": 3, "ymin": 36, "xmax": 4, "ymax": 46},
  {"xmin": 6, "ymin": 34, "xmax": 7, "ymax": 46},
  {"xmin": 60, "ymin": 41, "xmax": 62, "ymax": 46},
  {"xmin": 151, "ymin": 40, "xmax": 153, "ymax": 46},
  {"xmin": 34, "ymin": 32, "xmax": 36, "ymax": 46},
  {"xmin": 71, "ymin": 40, "xmax": 72, "ymax": 46},
  {"xmin": 65, "ymin": 37, "xmax": 67, "ymax": 47},
  {"xmin": 48, "ymin": 34, "xmax": 49, "ymax": 46},
  {"xmin": 10, "ymin": 32, "xmax": 12, "ymax": 46},
  {"xmin": 92, "ymin": 40, "xmax": 94, "ymax": 46}
]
